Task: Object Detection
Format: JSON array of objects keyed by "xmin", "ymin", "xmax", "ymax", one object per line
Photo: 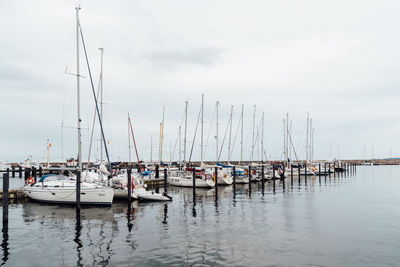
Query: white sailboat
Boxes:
[
  {"xmin": 24, "ymin": 7, "xmax": 114, "ymax": 206},
  {"xmin": 167, "ymin": 169, "xmax": 215, "ymax": 188}
]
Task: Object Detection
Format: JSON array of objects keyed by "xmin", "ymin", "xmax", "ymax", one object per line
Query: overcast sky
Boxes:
[{"xmin": 1, "ymin": 0, "xmax": 400, "ymax": 163}]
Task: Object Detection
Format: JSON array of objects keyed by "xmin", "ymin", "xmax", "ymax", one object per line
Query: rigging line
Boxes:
[
  {"xmin": 129, "ymin": 116, "xmax": 141, "ymax": 170},
  {"xmin": 171, "ymin": 104, "xmax": 187, "ymax": 161},
  {"xmin": 79, "ymin": 26, "xmax": 111, "ymax": 173},
  {"xmin": 229, "ymin": 111, "xmax": 242, "ymax": 160},
  {"xmin": 287, "ymin": 123, "xmax": 300, "ymax": 163},
  {"xmin": 170, "ymin": 126, "xmax": 180, "ymax": 163},
  {"xmin": 203, "ymin": 104, "xmax": 216, "ymax": 157},
  {"xmin": 86, "ymin": 71, "xmax": 102, "ymax": 174},
  {"xmin": 188, "ymin": 105, "xmax": 202, "ymax": 163},
  {"xmin": 217, "ymin": 111, "xmax": 232, "ymax": 161},
  {"xmin": 250, "ymin": 121, "xmax": 262, "ymax": 161}
]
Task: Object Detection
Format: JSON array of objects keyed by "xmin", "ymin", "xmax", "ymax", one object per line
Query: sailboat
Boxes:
[{"xmin": 24, "ymin": 7, "xmax": 114, "ymax": 206}]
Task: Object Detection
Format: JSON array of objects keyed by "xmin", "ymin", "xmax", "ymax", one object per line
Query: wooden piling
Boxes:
[
  {"xmin": 127, "ymin": 167, "xmax": 132, "ymax": 202},
  {"xmin": 32, "ymin": 167, "xmax": 36, "ymax": 183},
  {"xmin": 329, "ymin": 163, "xmax": 331, "ymax": 177},
  {"xmin": 155, "ymin": 165, "xmax": 159, "ymax": 178},
  {"xmin": 290, "ymin": 165, "xmax": 293, "ymax": 185},
  {"xmin": 76, "ymin": 171, "xmax": 81, "ymax": 209},
  {"xmin": 233, "ymin": 166, "xmax": 236, "ymax": 194},
  {"xmin": 39, "ymin": 167, "xmax": 43, "ymax": 177},
  {"xmin": 164, "ymin": 168, "xmax": 167, "ymax": 193},
  {"xmin": 19, "ymin": 166, "xmax": 22, "ymax": 177},
  {"xmin": 11, "ymin": 166, "xmax": 15, "ymax": 178},
  {"xmin": 214, "ymin": 167, "xmax": 218, "ymax": 199},
  {"xmin": 3, "ymin": 173, "xmax": 9, "ymax": 222},
  {"xmin": 192, "ymin": 168, "xmax": 196, "ymax": 201}
]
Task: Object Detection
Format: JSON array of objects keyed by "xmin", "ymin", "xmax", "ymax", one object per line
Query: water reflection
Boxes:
[
  {"xmin": 1, "ymin": 217, "xmax": 8, "ymax": 266},
  {"xmin": 74, "ymin": 209, "xmax": 83, "ymax": 267},
  {"xmin": 2, "ymin": 168, "xmax": 375, "ymax": 266}
]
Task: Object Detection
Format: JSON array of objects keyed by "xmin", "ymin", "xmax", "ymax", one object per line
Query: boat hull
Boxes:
[
  {"xmin": 167, "ymin": 177, "xmax": 214, "ymax": 188},
  {"xmin": 23, "ymin": 185, "xmax": 114, "ymax": 206}
]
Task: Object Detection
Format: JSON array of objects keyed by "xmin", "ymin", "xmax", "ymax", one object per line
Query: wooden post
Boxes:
[
  {"xmin": 261, "ymin": 165, "xmax": 265, "ymax": 182},
  {"xmin": 282, "ymin": 164, "xmax": 285, "ymax": 178},
  {"xmin": 155, "ymin": 165, "xmax": 159, "ymax": 178},
  {"xmin": 248, "ymin": 165, "xmax": 252, "ymax": 194},
  {"xmin": 214, "ymin": 166, "xmax": 218, "ymax": 199},
  {"xmin": 290, "ymin": 165, "xmax": 293, "ymax": 185},
  {"xmin": 163, "ymin": 168, "xmax": 167, "ymax": 193},
  {"xmin": 273, "ymin": 167, "xmax": 275, "ymax": 180},
  {"xmin": 19, "ymin": 166, "xmax": 22, "ymax": 177},
  {"xmin": 248, "ymin": 165, "xmax": 252, "ymax": 183},
  {"xmin": 318, "ymin": 163, "xmax": 321, "ymax": 183},
  {"xmin": 298, "ymin": 165, "xmax": 300, "ymax": 183},
  {"xmin": 32, "ymin": 167, "xmax": 37, "ymax": 183},
  {"xmin": 233, "ymin": 166, "xmax": 236, "ymax": 194},
  {"xmin": 3, "ymin": 172, "xmax": 9, "ymax": 222},
  {"xmin": 127, "ymin": 167, "xmax": 132, "ymax": 202},
  {"xmin": 76, "ymin": 171, "xmax": 81, "ymax": 209},
  {"xmin": 192, "ymin": 168, "xmax": 196, "ymax": 201},
  {"xmin": 329, "ymin": 163, "xmax": 331, "ymax": 177},
  {"xmin": 39, "ymin": 167, "xmax": 43, "ymax": 177},
  {"xmin": 319, "ymin": 163, "xmax": 321, "ymax": 176},
  {"xmin": 11, "ymin": 166, "xmax": 15, "ymax": 178}
]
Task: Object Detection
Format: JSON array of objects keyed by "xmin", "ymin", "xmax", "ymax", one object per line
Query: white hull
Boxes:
[
  {"xmin": 136, "ymin": 188, "xmax": 171, "ymax": 201},
  {"xmin": 168, "ymin": 176, "xmax": 214, "ymax": 188},
  {"xmin": 24, "ymin": 184, "xmax": 114, "ymax": 205},
  {"xmin": 217, "ymin": 175, "xmax": 233, "ymax": 185}
]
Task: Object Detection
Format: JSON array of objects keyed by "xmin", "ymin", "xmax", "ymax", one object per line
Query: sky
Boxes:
[{"xmin": 1, "ymin": 0, "xmax": 400, "ymax": 163}]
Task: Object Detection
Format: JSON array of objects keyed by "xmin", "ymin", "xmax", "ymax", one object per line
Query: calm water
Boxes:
[{"xmin": 1, "ymin": 166, "xmax": 400, "ymax": 266}]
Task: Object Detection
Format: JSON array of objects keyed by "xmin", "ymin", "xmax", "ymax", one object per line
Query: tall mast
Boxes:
[
  {"xmin": 99, "ymin": 48, "xmax": 104, "ymax": 164},
  {"xmin": 240, "ymin": 104, "xmax": 244, "ymax": 163},
  {"xmin": 283, "ymin": 119, "xmax": 286, "ymax": 162},
  {"xmin": 216, "ymin": 101, "xmax": 219, "ymax": 163},
  {"xmin": 128, "ymin": 113, "xmax": 131, "ymax": 164},
  {"xmin": 183, "ymin": 101, "xmax": 188, "ymax": 164},
  {"xmin": 309, "ymin": 118, "xmax": 313, "ymax": 162},
  {"xmin": 200, "ymin": 95, "xmax": 204, "ymax": 164},
  {"xmin": 76, "ymin": 6, "xmax": 82, "ymax": 172},
  {"xmin": 251, "ymin": 105, "xmax": 256, "ymax": 162},
  {"xmin": 261, "ymin": 111, "xmax": 264, "ymax": 163},
  {"xmin": 228, "ymin": 105, "xmax": 233, "ymax": 163},
  {"xmin": 286, "ymin": 113, "xmax": 289, "ymax": 165},
  {"xmin": 306, "ymin": 113, "xmax": 309, "ymax": 166},
  {"xmin": 178, "ymin": 126, "xmax": 182, "ymax": 164},
  {"xmin": 160, "ymin": 105, "xmax": 165, "ymax": 163}
]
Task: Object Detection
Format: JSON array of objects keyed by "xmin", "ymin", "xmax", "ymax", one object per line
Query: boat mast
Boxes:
[
  {"xmin": 261, "ymin": 111, "xmax": 264, "ymax": 163},
  {"xmin": 183, "ymin": 101, "xmax": 188, "ymax": 164},
  {"xmin": 150, "ymin": 134, "xmax": 152, "ymax": 163},
  {"xmin": 201, "ymin": 94, "xmax": 204, "ymax": 164},
  {"xmin": 76, "ymin": 6, "xmax": 82, "ymax": 172},
  {"xmin": 306, "ymin": 112, "xmax": 309, "ymax": 168},
  {"xmin": 286, "ymin": 113, "xmax": 289, "ymax": 166},
  {"xmin": 251, "ymin": 105, "xmax": 256, "ymax": 162},
  {"xmin": 159, "ymin": 106, "xmax": 165, "ymax": 164},
  {"xmin": 99, "ymin": 48, "xmax": 104, "ymax": 164},
  {"xmin": 128, "ymin": 113, "xmax": 131, "ymax": 164},
  {"xmin": 228, "ymin": 105, "xmax": 233, "ymax": 164},
  {"xmin": 240, "ymin": 104, "xmax": 243, "ymax": 163},
  {"xmin": 310, "ymin": 118, "xmax": 313, "ymax": 162},
  {"xmin": 216, "ymin": 101, "xmax": 219, "ymax": 163},
  {"xmin": 178, "ymin": 126, "xmax": 182, "ymax": 164}
]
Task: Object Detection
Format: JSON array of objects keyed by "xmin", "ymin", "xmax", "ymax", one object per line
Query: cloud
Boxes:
[{"xmin": 140, "ymin": 46, "xmax": 225, "ymax": 70}]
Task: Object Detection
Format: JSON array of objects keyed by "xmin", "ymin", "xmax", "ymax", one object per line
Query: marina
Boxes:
[
  {"xmin": 2, "ymin": 1, "xmax": 400, "ymax": 266},
  {"xmin": 1, "ymin": 165, "xmax": 399, "ymax": 266}
]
